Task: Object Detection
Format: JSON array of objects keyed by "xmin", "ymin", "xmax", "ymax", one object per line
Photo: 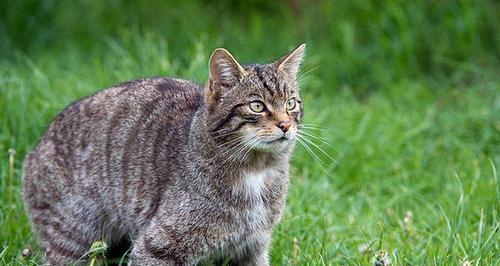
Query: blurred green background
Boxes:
[
  {"xmin": 1, "ymin": 0, "xmax": 499, "ymax": 265},
  {"xmin": 2, "ymin": 0, "xmax": 499, "ymax": 91}
]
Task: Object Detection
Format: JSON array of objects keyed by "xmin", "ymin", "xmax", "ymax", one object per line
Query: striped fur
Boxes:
[{"xmin": 22, "ymin": 44, "xmax": 305, "ymax": 265}]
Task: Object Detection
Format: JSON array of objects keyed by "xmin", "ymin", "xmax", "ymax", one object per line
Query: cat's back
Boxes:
[
  {"xmin": 23, "ymin": 77, "xmax": 203, "ymax": 214},
  {"xmin": 26, "ymin": 77, "xmax": 203, "ymax": 160}
]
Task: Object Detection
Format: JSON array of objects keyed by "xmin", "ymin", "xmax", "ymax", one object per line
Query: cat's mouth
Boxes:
[{"xmin": 267, "ymin": 136, "xmax": 288, "ymax": 143}]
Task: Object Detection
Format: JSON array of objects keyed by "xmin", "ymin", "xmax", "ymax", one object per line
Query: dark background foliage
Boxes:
[{"xmin": 2, "ymin": 0, "xmax": 498, "ymax": 92}]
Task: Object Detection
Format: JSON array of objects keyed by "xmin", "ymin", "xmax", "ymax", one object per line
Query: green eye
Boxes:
[
  {"xmin": 286, "ymin": 98, "xmax": 297, "ymax": 110},
  {"xmin": 249, "ymin": 101, "xmax": 265, "ymax": 113}
]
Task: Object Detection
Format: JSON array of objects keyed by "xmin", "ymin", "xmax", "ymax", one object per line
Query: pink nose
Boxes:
[{"xmin": 277, "ymin": 120, "xmax": 291, "ymax": 133}]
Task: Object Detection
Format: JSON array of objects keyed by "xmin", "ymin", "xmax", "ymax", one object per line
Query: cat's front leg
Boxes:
[
  {"xmin": 129, "ymin": 232, "xmax": 193, "ymax": 266},
  {"xmin": 233, "ymin": 251, "xmax": 269, "ymax": 266},
  {"xmin": 231, "ymin": 232, "xmax": 271, "ymax": 266}
]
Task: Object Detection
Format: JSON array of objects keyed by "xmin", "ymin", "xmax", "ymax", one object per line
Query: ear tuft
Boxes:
[
  {"xmin": 208, "ymin": 48, "xmax": 246, "ymax": 86},
  {"xmin": 274, "ymin": 43, "xmax": 306, "ymax": 77}
]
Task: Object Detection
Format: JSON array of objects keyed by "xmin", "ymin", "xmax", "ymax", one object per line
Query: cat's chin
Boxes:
[{"xmin": 251, "ymin": 138, "xmax": 292, "ymax": 153}]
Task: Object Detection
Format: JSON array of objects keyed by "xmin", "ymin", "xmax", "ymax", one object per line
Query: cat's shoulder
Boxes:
[{"xmin": 84, "ymin": 77, "xmax": 204, "ymax": 107}]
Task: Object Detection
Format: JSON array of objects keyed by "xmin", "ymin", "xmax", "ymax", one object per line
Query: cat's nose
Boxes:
[{"xmin": 277, "ymin": 120, "xmax": 291, "ymax": 133}]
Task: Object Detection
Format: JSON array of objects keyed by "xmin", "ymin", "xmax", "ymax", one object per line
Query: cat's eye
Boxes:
[
  {"xmin": 286, "ymin": 98, "xmax": 297, "ymax": 110},
  {"xmin": 249, "ymin": 101, "xmax": 265, "ymax": 113}
]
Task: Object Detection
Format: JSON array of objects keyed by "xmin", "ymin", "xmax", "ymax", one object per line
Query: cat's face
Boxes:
[{"xmin": 205, "ymin": 45, "xmax": 305, "ymax": 154}]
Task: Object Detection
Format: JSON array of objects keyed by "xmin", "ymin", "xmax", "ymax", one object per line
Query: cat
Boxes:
[{"xmin": 22, "ymin": 44, "xmax": 306, "ymax": 265}]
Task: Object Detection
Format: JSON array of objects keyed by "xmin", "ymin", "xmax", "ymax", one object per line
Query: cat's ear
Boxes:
[
  {"xmin": 273, "ymin": 43, "xmax": 306, "ymax": 77},
  {"xmin": 208, "ymin": 48, "xmax": 247, "ymax": 87}
]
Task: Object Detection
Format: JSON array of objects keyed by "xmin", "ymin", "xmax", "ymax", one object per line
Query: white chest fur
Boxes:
[
  {"xmin": 230, "ymin": 170, "xmax": 273, "ymax": 231},
  {"xmin": 241, "ymin": 170, "xmax": 268, "ymax": 196}
]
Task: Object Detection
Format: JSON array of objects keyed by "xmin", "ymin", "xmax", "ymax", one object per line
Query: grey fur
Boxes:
[{"xmin": 22, "ymin": 44, "xmax": 306, "ymax": 265}]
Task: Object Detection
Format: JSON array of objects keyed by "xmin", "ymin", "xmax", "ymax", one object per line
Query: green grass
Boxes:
[{"xmin": 1, "ymin": 0, "xmax": 499, "ymax": 265}]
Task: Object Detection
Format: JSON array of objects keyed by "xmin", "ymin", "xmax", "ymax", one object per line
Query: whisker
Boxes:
[
  {"xmin": 296, "ymin": 137, "xmax": 324, "ymax": 167},
  {"xmin": 213, "ymin": 130, "xmax": 240, "ymax": 139},
  {"xmin": 300, "ymin": 125, "xmax": 327, "ymax": 131},
  {"xmin": 218, "ymin": 135, "xmax": 247, "ymax": 149},
  {"xmin": 298, "ymin": 130, "xmax": 335, "ymax": 150},
  {"xmin": 300, "ymin": 123, "xmax": 324, "ymax": 126},
  {"xmin": 298, "ymin": 135, "xmax": 336, "ymax": 163},
  {"xmin": 298, "ymin": 130, "xmax": 327, "ymax": 141},
  {"xmin": 220, "ymin": 139, "xmax": 249, "ymax": 165},
  {"xmin": 237, "ymin": 138, "xmax": 260, "ymax": 169},
  {"xmin": 296, "ymin": 137, "xmax": 336, "ymax": 177}
]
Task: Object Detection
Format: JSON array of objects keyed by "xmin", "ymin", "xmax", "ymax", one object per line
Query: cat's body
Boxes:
[{"xmin": 23, "ymin": 45, "xmax": 305, "ymax": 265}]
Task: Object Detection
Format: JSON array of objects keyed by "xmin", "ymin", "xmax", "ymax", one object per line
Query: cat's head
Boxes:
[{"xmin": 204, "ymin": 44, "xmax": 305, "ymax": 154}]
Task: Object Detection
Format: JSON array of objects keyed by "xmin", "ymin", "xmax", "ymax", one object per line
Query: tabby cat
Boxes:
[{"xmin": 22, "ymin": 44, "xmax": 306, "ymax": 265}]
